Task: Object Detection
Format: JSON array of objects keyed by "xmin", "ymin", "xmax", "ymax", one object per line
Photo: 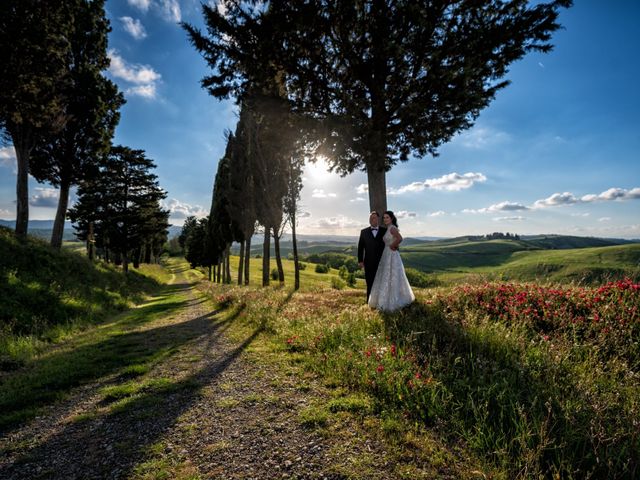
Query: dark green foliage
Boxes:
[
  {"xmin": 184, "ymin": 216, "xmax": 211, "ymax": 269},
  {"xmin": 68, "ymin": 146, "xmax": 169, "ymax": 271},
  {"xmin": 0, "ymin": 0, "xmax": 73, "ymax": 237},
  {"xmin": 404, "ymin": 267, "xmax": 438, "ymax": 288},
  {"xmin": 314, "ymin": 264, "xmax": 329, "ymax": 274},
  {"xmin": 305, "ymin": 252, "xmax": 359, "ymax": 272},
  {"xmin": 29, "ymin": 0, "xmax": 124, "ymax": 249},
  {"xmin": 185, "ymin": 0, "xmax": 572, "ymax": 213},
  {"xmin": 280, "ymin": 0, "xmax": 573, "ymax": 212}
]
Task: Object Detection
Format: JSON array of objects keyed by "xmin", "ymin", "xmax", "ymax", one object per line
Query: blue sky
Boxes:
[{"xmin": 1, "ymin": 0, "xmax": 639, "ymax": 239}]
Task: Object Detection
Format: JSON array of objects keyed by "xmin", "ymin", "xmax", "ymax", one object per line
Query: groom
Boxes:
[{"xmin": 357, "ymin": 211, "xmax": 387, "ymax": 302}]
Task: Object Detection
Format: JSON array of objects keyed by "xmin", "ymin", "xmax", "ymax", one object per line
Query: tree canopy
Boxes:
[{"xmin": 185, "ymin": 0, "xmax": 572, "ymax": 214}]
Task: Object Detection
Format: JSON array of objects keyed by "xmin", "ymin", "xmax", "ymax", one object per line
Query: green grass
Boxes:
[
  {"xmin": 398, "ymin": 242, "xmax": 640, "ymax": 285},
  {"xmin": 0, "ymin": 226, "xmax": 164, "ymax": 365},
  {"xmin": 200, "ymin": 274, "xmax": 640, "ymax": 479}
]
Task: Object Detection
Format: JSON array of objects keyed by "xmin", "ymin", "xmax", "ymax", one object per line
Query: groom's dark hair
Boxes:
[{"xmin": 369, "ymin": 211, "xmax": 379, "ymax": 217}]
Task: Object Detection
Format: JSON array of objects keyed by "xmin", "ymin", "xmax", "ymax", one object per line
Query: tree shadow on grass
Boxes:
[
  {"xmin": 0, "ymin": 318, "xmax": 261, "ymax": 480},
  {"xmin": 381, "ymin": 302, "xmax": 637, "ymax": 478},
  {"xmin": 0, "ymin": 297, "xmax": 247, "ymax": 435}
]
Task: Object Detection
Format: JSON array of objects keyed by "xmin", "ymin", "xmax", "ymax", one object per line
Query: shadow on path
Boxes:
[{"xmin": 1, "ymin": 316, "xmax": 261, "ymax": 479}]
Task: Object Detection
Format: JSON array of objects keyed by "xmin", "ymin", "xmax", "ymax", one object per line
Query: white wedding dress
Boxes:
[{"xmin": 368, "ymin": 225, "xmax": 415, "ymax": 312}]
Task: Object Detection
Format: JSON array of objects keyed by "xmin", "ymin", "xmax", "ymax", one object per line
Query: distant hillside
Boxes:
[{"xmin": 520, "ymin": 234, "xmax": 635, "ymax": 249}]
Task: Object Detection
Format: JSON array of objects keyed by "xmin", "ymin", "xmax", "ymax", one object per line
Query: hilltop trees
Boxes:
[
  {"xmin": 0, "ymin": 0, "xmax": 71, "ymax": 238},
  {"xmin": 185, "ymin": 0, "xmax": 571, "ymax": 215},
  {"xmin": 276, "ymin": 0, "xmax": 573, "ymax": 214},
  {"xmin": 29, "ymin": 0, "xmax": 124, "ymax": 249},
  {"xmin": 1, "ymin": 1, "xmax": 127, "ymax": 246},
  {"xmin": 68, "ymin": 146, "xmax": 169, "ymax": 273}
]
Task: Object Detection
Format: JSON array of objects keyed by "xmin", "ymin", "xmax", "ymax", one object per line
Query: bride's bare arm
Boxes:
[{"xmin": 389, "ymin": 225, "xmax": 402, "ymax": 250}]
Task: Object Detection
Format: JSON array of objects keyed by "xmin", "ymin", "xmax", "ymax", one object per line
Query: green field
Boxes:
[{"xmin": 399, "ymin": 241, "xmax": 640, "ymax": 284}]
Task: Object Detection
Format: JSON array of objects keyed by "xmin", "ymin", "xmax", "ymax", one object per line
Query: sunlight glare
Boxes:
[{"xmin": 305, "ymin": 155, "xmax": 333, "ymax": 182}]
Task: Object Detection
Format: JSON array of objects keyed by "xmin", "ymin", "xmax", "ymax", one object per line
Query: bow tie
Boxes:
[{"xmin": 371, "ymin": 228, "xmax": 378, "ymax": 231}]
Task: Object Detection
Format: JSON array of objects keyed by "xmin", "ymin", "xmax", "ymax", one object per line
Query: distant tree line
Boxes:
[
  {"xmin": 469, "ymin": 232, "xmax": 521, "ymax": 241},
  {"xmin": 0, "ymin": 0, "xmax": 168, "ymax": 270}
]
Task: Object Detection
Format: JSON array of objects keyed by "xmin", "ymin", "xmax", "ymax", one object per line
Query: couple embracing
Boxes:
[{"xmin": 358, "ymin": 211, "xmax": 415, "ymax": 312}]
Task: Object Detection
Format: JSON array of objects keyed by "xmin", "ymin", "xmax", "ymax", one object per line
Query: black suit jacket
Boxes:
[{"xmin": 358, "ymin": 226, "xmax": 386, "ymax": 274}]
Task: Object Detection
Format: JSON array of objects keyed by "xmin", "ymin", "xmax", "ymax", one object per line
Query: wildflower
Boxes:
[{"xmin": 376, "ymin": 364, "xmax": 384, "ymax": 373}]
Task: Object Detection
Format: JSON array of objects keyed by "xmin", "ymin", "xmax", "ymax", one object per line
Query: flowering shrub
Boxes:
[{"xmin": 437, "ymin": 279, "xmax": 640, "ymax": 364}]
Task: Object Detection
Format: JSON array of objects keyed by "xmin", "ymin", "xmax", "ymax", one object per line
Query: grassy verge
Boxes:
[
  {"xmin": 0, "ymin": 227, "xmax": 164, "ymax": 366},
  {"xmin": 199, "ymin": 273, "xmax": 640, "ymax": 479}
]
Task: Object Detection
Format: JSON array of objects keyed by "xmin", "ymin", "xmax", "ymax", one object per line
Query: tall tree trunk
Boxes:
[
  {"xmin": 123, "ymin": 251, "xmax": 129, "ymax": 273},
  {"xmin": 273, "ymin": 226, "xmax": 285, "ymax": 284},
  {"xmin": 238, "ymin": 240, "xmax": 245, "ymax": 285},
  {"xmin": 13, "ymin": 135, "xmax": 33, "ymax": 239},
  {"xmin": 217, "ymin": 259, "xmax": 222, "ymax": 283},
  {"xmin": 133, "ymin": 247, "xmax": 141, "ymax": 268},
  {"xmin": 291, "ymin": 212, "xmax": 300, "ymax": 291},
  {"xmin": 225, "ymin": 244, "xmax": 231, "ymax": 283},
  {"xmin": 50, "ymin": 177, "xmax": 70, "ymax": 249},
  {"xmin": 87, "ymin": 221, "xmax": 95, "ymax": 260},
  {"xmin": 244, "ymin": 238, "xmax": 251, "ymax": 285},
  {"xmin": 366, "ymin": 159, "xmax": 387, "ymax": 216},
  {"xmin": 208, "ymin": 264, "xmax": 212, "ymax": 282},
  {"xmin": 212, "ymin": 264, "xmax": 216, "ymax": 282},
  {"xmin": 262, "ymin": 226, "xmax": 270, "ymax": 286},
  {"xmin": 144, "ymin": 242, "xmax": 152, "ymax": 264}
]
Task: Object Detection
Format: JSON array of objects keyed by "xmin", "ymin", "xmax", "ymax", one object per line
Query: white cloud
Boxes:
[
  {"xmin": 598, "ymin": 217, "xmax": 611, "ymax": 222},
  {"xmin": 297, "ymin": 211, "xmax": 311, "ymax": 218},
  {"xmin": 159, "ymin": 0, "xmax": 181, "ymax": 22},
  {"xmin": 30, "ymin": 188, "xmax": 59, "ymax": 208},
  {"xmin": 108, "ymin": 50, "xmax": 160, "ymax": 84},
  {"xmin": 429, "ymin": 211, "xmax": 445, "ymax": 217},
  {"xmin": 463, "ymin": 201, "xmax": 529, "ymax": 214},
  {"xmin": 350, "ymin": 197, "xmax": 366, "ymax": 202},
  {"xmin": 493, "ymin": 216, "xmax": 525, "ymax": 222},
  {"xmin": 310, "ymin": 215, "xmax": 361, "ymax": 230},
  {"xmin": 312, "ymin": 189, "xmax": 337, "ymax": 198},
  {"xmin": 0, "ymin": 146, "xmax": 17, "ymax": 173},
  {"xmin": 395, "ymin": 211, "xmax": 417, "ymax": 219},
  {"xmin": 120, "ymin": 16, "xmax": 147, "ymax": 40},
  {"xmin": 108, "ymin": 49, "xmax": 161, "ymax": 99},
  {"xmin": 127, "ymin": 0, "xmax": 151, "ymax": 11},
  {"xmin": 457, "ymin": 127, "xmax": 509, "ymax": 149},
  {"xmin": 164, "ymin": 198, "xmax": 207, "ymax": 219},
  {"xmin": 389, "ymin": 172, "xmax": 487, "ymax": 195},
  {"xmin": 533, "ymin": 192, "xmax": 579, "ymax": 209},
  {"xmin": 127, "ymin": 0, "xmax": 180, "ymax": 23},
  {"xmin": 126, "ymin": 85, "xmax": 158, "ymax": 99},
  {"xmin": 571, "ymin": 212, "xmax": 590, "ymax": 217},
  {"xmin": 534, "ymin": 187, "xmax": 640, "ymax": 209},
  {"xmin": 0, "ymin": 208, "xmax": 11, "ymax": 217},
  {"xmin": 356, "ymin": 184, "xmax": 368, "ymax": 194}
]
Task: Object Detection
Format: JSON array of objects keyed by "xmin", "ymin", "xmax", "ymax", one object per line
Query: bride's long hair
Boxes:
[{"xmin": 383, "ymin": 210, "xmax": 398, "ymax": 228}]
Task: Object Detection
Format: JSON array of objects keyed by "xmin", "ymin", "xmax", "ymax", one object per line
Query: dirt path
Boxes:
[{"xmin": 0, "ymin": 265, "xmax": 404, "ymax": 479}]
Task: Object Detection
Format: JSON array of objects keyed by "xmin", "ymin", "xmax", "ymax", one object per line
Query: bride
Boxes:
[{"xmin": 368, "ymin": 210, "xmax": 415, "ymax": 312}]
